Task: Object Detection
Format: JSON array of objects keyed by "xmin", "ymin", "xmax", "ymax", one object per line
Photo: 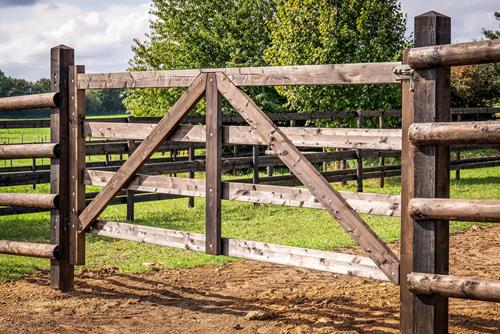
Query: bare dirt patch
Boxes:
[{"xmin": 0, "ymin": 226, "xmax": 499, "ymax": 333}]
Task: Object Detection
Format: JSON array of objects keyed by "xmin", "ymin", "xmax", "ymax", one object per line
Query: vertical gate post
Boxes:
[
  {"xmin": 400, "ymin": 11, "xmax": 451, "ymax": 333},
  {"xmin": 69, "ymin": 65, "xmax": 86, "ymax": 265},
  {"xmin": 50, "ymin": 45, "xmax": 74, "ymax": 291},
  {"xmin": 205, "ymin": 73, "xmax": 222, "ymax": 255}
]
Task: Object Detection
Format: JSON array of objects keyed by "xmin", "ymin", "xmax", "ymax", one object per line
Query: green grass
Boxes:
[{"xmin": 0, "ymin": 165, "xmax": 498, "ymax": 282}]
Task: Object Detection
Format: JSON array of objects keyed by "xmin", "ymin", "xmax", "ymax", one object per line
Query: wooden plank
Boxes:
[
  {"xmin": 399, "ymin": 49, "xmax": 415, "ymax": 333},
  {"xmin": 0, "ymin": 193, "xmax": 58, "ymax": 208},
  {"xmin": 78, "ymin": 62, "xmax": 400, "ymax": 89},
  {"xmin": 78, "ymin": 73, "xmax": 207, "ymax": 232},
  {"xmin": 68, "ymin": 65, "xmax": 86, "ymax": 265},
  {"xmin": 89, "ymin": 221, "xmax": 389, "ymax": 281},
  {"xmin": 83, "ymin": 170, "xmax": 401, "ymax": 217},
  {"xmin": 49, "ymin": 44, "xmax": 74, "ymax": 292},
  {"xmin": 409, "ymin": 121, "xmax": 500, "ymax": 145},
  {"xmin": 410, "ymin": 12, "xmax": 451, "ymax": 334},
  {"xmin": 407, "ymin": 273, "xmax": 500, "ymax": 303},
  {"xmin": 0, "ymin": 143, "xmax": 58, "ymax": 159},
  {"xmin": 408, "ymin": 39, "xmax": 500, "ymax": 69},
  {"xmin": 205, "ymin": 73, "xmax": 222, "ymax": 255},
  {"xmin": 216, "ymin": 72, "xmax": 400, "ymax": 283},
  {"xmin": 84, "ymin": 122, "xmax": 402, "ymax": 150},
  {"xmin": 409, "ymin": 198, "xmax": 500, "ymax": 222},
  {"xmin": 0, "ymin": 240, "xmax": 60, "ymax": 259},
  {"xmin": 0, "ymin": 92, "xmax": 58, "ymax": 111}
]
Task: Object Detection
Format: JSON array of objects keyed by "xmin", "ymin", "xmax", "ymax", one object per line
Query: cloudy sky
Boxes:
[{"xmin": 0, "ymin": 0, "xmax": 498, "ymax": 81}]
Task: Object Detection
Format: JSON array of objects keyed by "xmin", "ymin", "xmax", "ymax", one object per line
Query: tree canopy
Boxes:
[
  {"xmin": 263, "ymin": 0, "xmax": 407, "ymax": 126},
  {"xmin": 125, "ymin": 0, "xmax": 284, "ymax": 117}
]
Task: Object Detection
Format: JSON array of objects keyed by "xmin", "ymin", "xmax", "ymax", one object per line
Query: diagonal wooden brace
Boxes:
[
  {"xmin": 78, "ymin": 73, "xmax": 207, "ymax": 232},
  {"xmin": 216, "ymin": 72, "xmax": 400, "ymax": 283}
]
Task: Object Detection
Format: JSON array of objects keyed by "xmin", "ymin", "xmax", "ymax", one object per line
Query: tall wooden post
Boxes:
[
  {"xmin": 50, "ymin": 45, "xmax": 74, "ymax": 291},
  {"xmin": 400, "ymin": 12, "xmax": 451, "ymax": 333},
  {"xmin": 205, "ymin": 73, "xmax": 222, "ymax": 255},
  {"xmin": 69, "ymin": 64, "xmax": 86, "ymax": 266}
]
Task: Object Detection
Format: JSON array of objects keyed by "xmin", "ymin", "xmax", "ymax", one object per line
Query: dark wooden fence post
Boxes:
[
  {"xmin": 50, "ymin": 45, "xmax": 74, "ymax": 291},
  {"xmin": 356, "ymin": 111, "xmax": 363, "ymax": 192},
  {"xmin": 252, "ymin": 145, "xmax": 260, "ymax": 207},
  {"xmin": 379, "ymin": 111, "xmax": 385, "ymax": 188},
  {"xmin": 69, "ymin": 64, "xmax": 86, "ymax": 266},
  {"xmin": 205, "ymin": 73, "xmax": 222, "ymax": 255},
  {"xmin": 455, "ymin": 114, "xmax": 461, "ymax": 183},
  {"xmin": 187, "ymin": 146, "xmax": 195, "ymax": 207},
  {"xmin": 401, "ymin": 11, "xmax": 451, "ymax": 333}
]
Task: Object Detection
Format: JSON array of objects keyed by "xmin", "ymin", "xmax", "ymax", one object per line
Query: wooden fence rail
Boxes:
[{"xmin": 0, "ymin": 92, "xmax": 59, "ymax": 112}]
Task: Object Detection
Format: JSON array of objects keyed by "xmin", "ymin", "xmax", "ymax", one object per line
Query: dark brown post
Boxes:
[
  {"xmin": 50, "ymin": 45, "xmax": 74, "ymax": 291},
  {"xmin": 455, "ymin": 114, "xmax": 461, "ymax": 183},
  {"xmin": 205, "ymin": 73, "xmax": 222, "ymax": 255},
  {"xmin": 356, "ymin": 111, "xmax": 363, "ymax": 192},
  {"xmin": 379, "ymin": 112, "xmax": 385, "ymax": 188},
  {"xmin": 126, "ymin": 116, "xmax": 136, "ymax": 222},
  {"xmin": 187, "ymin": 146, "xmax": 195, "ymax": 207},
  {"xmin": 401, "ymin": 12, "xmax": 451, "ymax": 333},
  {"xmin": 69, "ymin": 64, "xmax": 86, "ymax": 266},
  {"xmin": 252, "ymin": 145, "xmax": 260, "ymax": 207}
]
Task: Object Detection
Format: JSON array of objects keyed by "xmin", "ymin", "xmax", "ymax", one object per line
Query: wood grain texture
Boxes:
[
  {"xmin": 409, "ymin": 121, "xmax": 500, "ymax": 145},
  {"xmin": 0, "ymin": 240, "xmax": 60, "ymax": 259},
  {"xmin": 78, "ymin": 73, "xmax": 207, "ymax": 232},
  {"xmin": 407, "ymin": 273, "xmax": 500, "ymax": 303},
  {"xmin": 83, "ymin": 170, "xmax": 401, "ymax": 217},
  {"xmin": 68, "ymin": 65, "xmax": 86, "ymax": 265},
  {"xmin": 409, "ymin": 198, "xmax": 500, "ymax": 222},
  {"xmin": 84, "ymin": 122, "xmax": 402, "ymax": 150},
  {"xmin": 216, "ymin": 72, "xmax": 399, "ymax": 284},
  {"xmin": 0, "ymin": 143, "xmax": 58, "ymax": 159},
  {"xmin": 408, "ymin": 39, "xmax": 500, "ymax": 69},
  {"xmin": 89, "ymin": 221, "xmax": 389, "ymax": 281},
  {"xmin": 205, "ymin": 73, "xmax": 222, "ymax": 255},
  {"xmin": 78, "ymin": 62, "xmax": 400, "ymax": 89},
  {"xmin": 0, "ymin": 193, "xmax": 58, "ymax": 209},
  {"xmin": 49, "ymin": 45, "xmax": 74, "ymax": 292},
  {"xmin": 0, "ymin": 92, "xmax": 58, "ymax": 111}
]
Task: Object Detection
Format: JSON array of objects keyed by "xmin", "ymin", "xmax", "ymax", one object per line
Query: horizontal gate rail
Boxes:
[
  {"xmin": 0, "ymin": 193, "xmax": 58, "ymax": 209},
  {"xmin": 0, "ymin": 143, "xmax": 59, "ymax": 159},
  {"xmin": 78, "ymin": 62, "xmax": 401, "ymax": 89},
  {"xmin": 90, "ymin": 221, "xmax": 389, "ymax": 281},
  {"xmin": 407, "ymin": 272, "xmax": 500, "ymax": 303},
  {"xmin": 85, "ymin": 122, "xmax": 403, "ymax": 150},
  {"xmin": 83, "ymin": 170, "xmax": 401, "ymax": 217},
  {"xmin": 0, "ymin": 92, "xmax": 59, "ymax": 112},
  {"xmin": 0, "ymin": 240, "xmax": 60, "ymax": 259},
  {"xmin": 409, "ymin": 198, "xmax": 500, "ymax": 222},
  {"xmin": 409, "ymin": 121, "xmax": 500, "ymax": 145},
  {"xmin": 407, "ymin": 39, "xmax": 500, "ymax": 69}
]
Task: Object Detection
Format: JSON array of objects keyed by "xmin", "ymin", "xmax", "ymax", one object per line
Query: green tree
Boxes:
[
  {"xmin": 451, "ymin": 12, "xmax": 500, "ymax": 109},
  {"xmin": 125, "ymin": 0, "xmax": 285, "ymax": 117},
  {"xmin": 263, "ymin": 0, "xmax": 407, "ymax": 127}
]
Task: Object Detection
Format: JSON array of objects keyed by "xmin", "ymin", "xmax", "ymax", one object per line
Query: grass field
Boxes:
[{"xmin": 0, "ymin": 165, "xmax": 498, "ymax": 282}]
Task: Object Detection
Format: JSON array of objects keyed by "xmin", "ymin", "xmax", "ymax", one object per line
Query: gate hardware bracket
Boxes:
[{"xmin": 393, "ymin": 64, "xmax": 415, "ymax": 91}]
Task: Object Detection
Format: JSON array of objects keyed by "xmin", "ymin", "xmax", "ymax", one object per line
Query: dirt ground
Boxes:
[{"xmin": 0, "ymin": 226, "xmax": 498, "ymax": 334}]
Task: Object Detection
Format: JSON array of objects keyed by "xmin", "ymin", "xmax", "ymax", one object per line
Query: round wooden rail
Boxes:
[
  {"xmin": 0, "ymin": 92, "xmax": 59, "ymax": 112},
  {"xmin": 0, "ymin": 240, "xmax": 60, "ymax": 259},
  {"xmin": 409, "ymin": 121, "xmax": 500, "ymax": 146},
  {"xmin": 0, "ymin": 193, "xmax": 59, "ymax": 209},
  {"xmin": 409, "ymin": 198, "xmax": 500, "ymax": 222},
  {"xmin": 408, "ymin": 272, "xmax": 500, "ymax": 303},
  {"xmin": 407, "ymin": 39, "xmax": 500, "ymax": 69},
  {"xmin": 0, "ymin": 143, "xmax": 59, "ymax": 159}
]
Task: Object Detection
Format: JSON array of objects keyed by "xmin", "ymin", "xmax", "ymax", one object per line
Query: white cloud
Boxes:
[{"xmin": 0, "ymin": 2, "xmax": 150, "ymax": 80}]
